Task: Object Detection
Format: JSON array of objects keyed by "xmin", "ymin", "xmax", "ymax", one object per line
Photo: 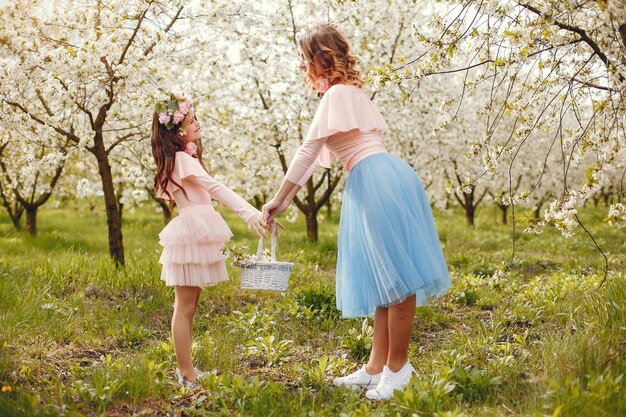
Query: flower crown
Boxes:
[
  {"xmin": 309, "ymin": 18, "xmax": 329, "ymax": 30},
  {"xmin": 154, "ymin": 92, "xmax": 193, "ymax": 136}
]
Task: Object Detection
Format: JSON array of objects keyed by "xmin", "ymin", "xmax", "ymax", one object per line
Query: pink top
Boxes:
[
  {"xmin": 285, "ymin": 84, "xmax": 389, "ymax": 186},
  {"xmin": 158, "ymin": 151, "xmax": 259, "ymax": 222}
]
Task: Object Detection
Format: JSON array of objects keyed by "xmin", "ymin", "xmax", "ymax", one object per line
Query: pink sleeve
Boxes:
[
  {"xmin": 190, "ymin": 176, "xmax": 260, "ymax": 222},
  {"xmin": 284, "ymin": 85, "xmax": 389, "ymax": 186},
  {"xmin": 284, "ymin": 138, "xmax": 324, "ymax": 186},
  {"xmin": 157, "ymin": 152, "xmax": 210, "ymax": 200},
  {"xmin": 168, "ymin": 152, "xmax": 259, "ymax": 222}
]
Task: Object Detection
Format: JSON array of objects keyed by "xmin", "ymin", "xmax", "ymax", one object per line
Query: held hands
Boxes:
[
  {"xmin": 262, "ymin": 196, "xmax": 290, "ymax": 224},
  {"xmin": 247, "ymin": 213, "xmax": 285, "ymax": 239}
]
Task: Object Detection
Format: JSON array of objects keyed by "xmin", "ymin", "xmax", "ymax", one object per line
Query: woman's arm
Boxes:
[
  {"xmin": 262, "ymin": 179, "xmax": 300, "ymax": 223},
  {"xmin": 262, "ymin": 136, "xmax": 325, "ymax": 222}
]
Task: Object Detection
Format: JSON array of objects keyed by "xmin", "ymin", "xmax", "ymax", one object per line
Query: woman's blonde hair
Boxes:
[{"xmin": 298, "ymin": 23, "xmax": 363, "ymax": 91}]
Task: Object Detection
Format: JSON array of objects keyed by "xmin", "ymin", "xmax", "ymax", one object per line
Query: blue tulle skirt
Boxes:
[{"xmin": 336, "ymin": 153, "xmax": 451, "ymax": 317}]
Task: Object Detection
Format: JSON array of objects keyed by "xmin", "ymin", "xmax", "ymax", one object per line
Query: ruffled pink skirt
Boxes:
[{"xmin": 158, "ymin": 205, "xmax": 233, "ymax": 287}]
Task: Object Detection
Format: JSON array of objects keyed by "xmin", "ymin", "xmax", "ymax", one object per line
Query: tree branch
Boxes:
[
  {"xmin": 519, "ymin": 2, "xmax": 624, "ymax": 81},
  {"xmin": 106, "ymin": 132, "xmax": 137, "ymax": 154},
  {"xmin": 315, "ymin": 173, "xmax": 342, "ymax": 212},
  {"xmin": 119, "ymin": 3, "xmax": 151, "ymax": 65},
  {"xmin": 3, "ymin": 99, "xmax": 81, "ymax": 144},
  {"xmin": 287, "ymin": 0, "xmax": 298, "ymax": 48},
  {"xmin": 143, "ymin": 5, "xmax": 183, "ymax": 56}
]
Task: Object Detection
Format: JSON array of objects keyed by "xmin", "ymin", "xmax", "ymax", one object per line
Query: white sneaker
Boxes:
[
  {"xmin": 365, "ymin": 362, "xmax": 417, "ymax": 401},
  {"xmin": 333, "ymin": 365, "xmax": 382, "ymax": 390}
]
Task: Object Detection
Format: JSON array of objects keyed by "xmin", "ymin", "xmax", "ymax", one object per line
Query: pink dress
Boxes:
[{"xmin": 157, "ymin": 151, "xmax": 259, "ymax": 287}]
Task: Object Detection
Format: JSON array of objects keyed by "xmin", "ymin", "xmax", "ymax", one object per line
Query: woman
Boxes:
[{"xmin": 262, "ymin": 21, "xmax": 451, "ymax": 400}]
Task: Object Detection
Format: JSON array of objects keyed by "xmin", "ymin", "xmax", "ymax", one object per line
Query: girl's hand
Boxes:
[
  {"xmin": 262, "ymin": 197, "xmax": 289, "ymax": 224},
  {"xmin": 247, "ymin": 214, "xmax": 267, "ymax": 239}
]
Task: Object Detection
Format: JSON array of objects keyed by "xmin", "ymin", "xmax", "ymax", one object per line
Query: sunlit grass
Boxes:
[{"xmin": 0, "ymin": 201, "xmax": 624, "ymax": 416}]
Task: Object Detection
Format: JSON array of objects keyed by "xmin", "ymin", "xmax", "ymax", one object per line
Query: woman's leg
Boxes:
[
  {"xmin": 386, "ymin": 295, "xmax": 416, "ymax": 372},
  {"xmin": 333, "ymin": 307, "xmax": 388, "ymax": 388},
  {"xmin": 366, "ymin": 306, "xmax": 389, "ymax": 374},
  {"xmin": 172, "ymin": 286, "xmax": 200, "ymax": 381}
]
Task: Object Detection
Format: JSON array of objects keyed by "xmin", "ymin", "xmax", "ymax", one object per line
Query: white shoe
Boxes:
[
  {"xmin": 365, "ymin": 362, "xmax": 417, "ymax": 401},
  {"xmin": 175, "ymin": 368, "xmax": 199, "ymax": 388},
  {"xmin": 333, "ymin": 365, "xmax": 382, "ymax": 390}
]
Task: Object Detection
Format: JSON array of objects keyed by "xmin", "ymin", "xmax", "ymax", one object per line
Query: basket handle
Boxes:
[{"xmin": 255, "ymin": 221, "xmax": 278, "ymax": 261}]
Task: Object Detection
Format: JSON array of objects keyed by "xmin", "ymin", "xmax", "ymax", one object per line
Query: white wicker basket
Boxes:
[{"xmin": 239, "ymin": 223, "xmax": 293, "ymax": 291}]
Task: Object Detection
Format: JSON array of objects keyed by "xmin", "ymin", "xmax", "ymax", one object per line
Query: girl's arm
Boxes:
[{"xmin": 189, "ymin": 175, "xmax": 266, "ymax": 237}]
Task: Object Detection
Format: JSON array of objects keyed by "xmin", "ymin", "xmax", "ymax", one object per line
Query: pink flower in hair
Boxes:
[
  {"xmin": 310, "ymin": 18, "xmax": 328, "ymax": 29},
  {"xmin": 314, "ymin": 77, "xmax": 331, "ymax": 93},
  {"xmin": 178, "ymin": 98, "xmax": 192, "ymax": 115},
  {"xmin": 172, "ymin": 111, "xmax": 185, "ymax": 124},
  {"xmin": 158, "ymin": 113, "xmax": 170, "ymax": 125},
  {"xmin": 184, "ymin": 141, "xmax": 197, "ymax": 156}
]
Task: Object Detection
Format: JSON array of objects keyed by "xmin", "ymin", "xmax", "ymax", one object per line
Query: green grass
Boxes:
[{"xmin": 0, "ymin": 202, "xmax": 625, "ymax": 416}]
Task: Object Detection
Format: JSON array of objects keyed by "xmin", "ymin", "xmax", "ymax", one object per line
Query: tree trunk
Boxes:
[
  {"xmin": 0, "ymin": 183, "xmax": 24, "ymax": 231},
  {"xmin": 465, "ymin": 204, "xmax": 475, "ymax": 226},
  {"xmin": 3, "ymin": 203, "xmax": 23, "ymax": 231},
  {"xmin": 305, "ymin": 210, "xmax": 318, "ymax": 242},
  {"xmin": 253, "ymin": 195, "xmax": 265, "ymax": 210},
  {"xmin": 499, "ymin": 204, "xmax": 508, "ymax": 225},
  {"xmin": 118, "ymin": 201, "xmax": 124, "ymax": 224},
  {"xmin": 10, "ymin": 209, "xmax": 22, "ymax": 230},
  {"xmin": 25, "ymin": 206, "xmax": 37, "ymax": 236},
  {"xmin": 93, "ymin": 134, "xmax": 125, "ymax": 266}
]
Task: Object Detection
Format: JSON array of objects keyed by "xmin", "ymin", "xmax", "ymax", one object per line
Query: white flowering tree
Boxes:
[
  {"xmin": 200, "ymin": 0, "xmax": 433, "ymax": 241},
  {"xmin": 0, "ymin": 123, "xmax": 70, "ymax": 235},
  {"xmin": 372, "ymin": 0, "xmax": 626, "ymax": 235},
  {"xmin": 191, "ymin": 0, "xmax": 343, "ymax": 242},
  {"xmin": 0, "ymin": 134, "xmax": 24, "ymax": 230},
  {"xmin": 0, "ymin": 0, "xmax": 229, "ymax": 264}
]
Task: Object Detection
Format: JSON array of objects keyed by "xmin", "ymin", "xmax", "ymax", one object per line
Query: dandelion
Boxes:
[{"xmin": 1, "ymin": 385, "xmax": 11, "ymax": 392}]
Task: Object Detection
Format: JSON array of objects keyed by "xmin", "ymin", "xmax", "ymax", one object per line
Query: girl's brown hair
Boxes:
[
  {"xmin": 151, "ymin": 112, "xmax": 209, "ymax": 204},
  {"xmin": 298, "ymin": 23, "xmax": 363, "ymax": 91}
]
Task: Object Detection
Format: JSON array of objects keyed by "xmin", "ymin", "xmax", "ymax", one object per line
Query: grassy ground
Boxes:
[{"xmin": 0, "ymin": 202, "xmax": 624, "ymax": 416}]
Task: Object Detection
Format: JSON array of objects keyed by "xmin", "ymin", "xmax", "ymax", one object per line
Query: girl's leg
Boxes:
[
  {"xmin": 189, "ymin": 287, "xmax": 202, "ymax": 348},
  {"xmin": 386, "ymin": 294, "xmax": 416, "ymax": 372},
  {"xmin": 366, "ymin": 306, "xmax": 389, "ymax": 374},
  {"xmin": 172, "ymin": 286, "xmax": 200, "ymax": 381}
]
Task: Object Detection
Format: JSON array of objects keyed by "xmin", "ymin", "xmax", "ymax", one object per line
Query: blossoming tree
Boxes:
[
  {"xmin": 0, "ymin": 0, "xmax": 224, "ymax": 263},
  {"xmin": 0, "ymin": 118, "xmax": 70, "ymax": 235},
  {"xmin": 371, "ymin": 0, "xmax": 626, "ymax": 234},
  {"xmin": 201, "ymin": 0, "xmax": 430, "ymax": 241}
]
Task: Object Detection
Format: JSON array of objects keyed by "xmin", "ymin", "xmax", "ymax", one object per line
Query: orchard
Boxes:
[{"xmin": 0, "ymin": 1, "xmax": 624, "ymax": 416}]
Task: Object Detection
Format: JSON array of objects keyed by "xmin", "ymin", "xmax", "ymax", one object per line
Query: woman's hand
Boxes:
[
  {"xmin": 246, "ymin": 214, "xmax": 267, "ymax": 239},
  {"xmin": 262, "ymin": 197, "xmax": 289, "ymax": 224},
  {"xmin": 269, "ymin": 219, "xmax": 285, "ymax": 236}
]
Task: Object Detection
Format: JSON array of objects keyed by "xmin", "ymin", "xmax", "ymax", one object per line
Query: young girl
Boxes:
[
  {"xmin": 262, "ymin": 22, "xmax": 451, "ymax": 400},
  {"xmin": 151, "ymin": 93, "xmax": 267, "ymax": 387}
]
